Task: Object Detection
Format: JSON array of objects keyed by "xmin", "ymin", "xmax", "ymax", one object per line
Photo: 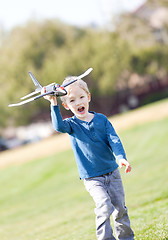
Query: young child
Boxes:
[{"xmin": 42, "ymin": 76, "xmax": 134, "ymax": 240}]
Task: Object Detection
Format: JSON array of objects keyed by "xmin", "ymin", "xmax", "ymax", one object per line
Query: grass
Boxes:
[
  {"xmin": 0, "ymin": 116, "xmax": 168, "ymax": 239},
  {"xmin": 120, "ymin": 118, "xmax": 168, "ymax": 240}
]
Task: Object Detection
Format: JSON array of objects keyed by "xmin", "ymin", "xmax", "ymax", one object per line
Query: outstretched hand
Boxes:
[
  {"xmin": 119, "ymin": 159, "xmax": 132, "ymax": 173},
  {"xmin": 41, "ymin": 87, "xmax": 57, "ymax": 106}
]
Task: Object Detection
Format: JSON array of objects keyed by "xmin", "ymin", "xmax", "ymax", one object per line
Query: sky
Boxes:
[{"xmin": 0, "ymin": 0, "xmax": 146, "ymax": 30}]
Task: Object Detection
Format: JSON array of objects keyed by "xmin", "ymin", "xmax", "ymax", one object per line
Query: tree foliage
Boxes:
[
  {"xmin": 0, "ymin": 2, "xmax": 168, "ymax": 127},
  {"xmin": 0, "ymin": 20, "xmax": 132, "ymax": 126}
]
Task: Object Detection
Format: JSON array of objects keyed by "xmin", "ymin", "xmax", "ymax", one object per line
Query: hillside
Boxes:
[
  {"xmin": 0, "ymin": 104, "xmax": 167, "ymax": 239},
  {"xmin": 0, "ymin": 98, "xmax": 168, "ymax": 169}
]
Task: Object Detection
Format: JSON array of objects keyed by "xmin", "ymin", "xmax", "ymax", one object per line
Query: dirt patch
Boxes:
[
  {"xmin": 0, "ymin": 134, "xmax": 71, "ymax": 169},
  {"xmin": 111, "ymin": 99, "xmax": 168, "ymax": 132},
  {"xmin": 0, "ymin": 100, "xmax": 168, "ymax": 169}
]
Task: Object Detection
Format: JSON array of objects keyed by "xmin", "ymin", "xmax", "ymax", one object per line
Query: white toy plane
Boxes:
[{"xmin": 8, "ymin": 68, "xmax": 93, "ymax": 107}]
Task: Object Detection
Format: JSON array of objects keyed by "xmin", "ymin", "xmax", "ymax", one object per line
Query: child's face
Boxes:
[{"xmin": 62, "ymin": 84, "xmax": 91, "ymax": 121}]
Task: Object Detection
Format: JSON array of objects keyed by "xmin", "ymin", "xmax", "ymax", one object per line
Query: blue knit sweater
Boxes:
[{"xmin": 51, "ymin": 105, "xmax": 127, "ymax": 179}]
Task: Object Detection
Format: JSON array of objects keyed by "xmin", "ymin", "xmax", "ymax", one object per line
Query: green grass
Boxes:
[
  {"xmin": 120, "ymin": 117, "xmax": 168, "ymax": 240},
  {"xmin": 0, "ymin": 117, "xmax": 168, "ymax": 240}
]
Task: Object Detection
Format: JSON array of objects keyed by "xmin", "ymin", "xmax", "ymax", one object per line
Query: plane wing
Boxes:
[
  {"xmin": 8, "ymin": 96, "xmax": 39, "ymax": 107},
  {"xmin": 62, "ymin": 67, "xmax": 93, "ymax": 87},
  {"xmin": 8, "ymin": 68, "xmax": 93, "ymax": 107},
  {"xmin": 20, "ymin": 91, "xmax": 39, "ymax": 100},
  {"xmin": 8, "ymin": 91, "xmax": 54, "ymax": 107}
]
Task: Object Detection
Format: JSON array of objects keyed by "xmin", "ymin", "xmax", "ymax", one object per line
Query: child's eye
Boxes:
[
  {"xmin": 70, "ymin": 99, "xmax": 74, "ymax": 103},
  {"xmin": 80, "ymin": 96, "xmax": 84, "ymax": 99}
]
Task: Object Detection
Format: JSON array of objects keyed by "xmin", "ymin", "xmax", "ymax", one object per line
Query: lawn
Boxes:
[
  {"xmin": 120, "ymin": 117, "xmax": 168, "ymax": 240},
  {"xmin": 0, "ymin": 116, "xmax": 167, "ymax": 239}
]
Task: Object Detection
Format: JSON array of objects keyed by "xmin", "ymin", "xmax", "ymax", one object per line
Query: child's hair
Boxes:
[{"xmin": 60, "ymin": 76, "xmax": 90, "ymax": 103}]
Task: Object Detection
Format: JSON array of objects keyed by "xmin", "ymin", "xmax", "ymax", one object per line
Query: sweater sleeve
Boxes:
[
  {"xmin": 51, "ymin": 105, "xmax": 72, "ymax": 134},
  {"xmin": 106, "ymin": 118, "xmax": 127, "ymax": 162}
]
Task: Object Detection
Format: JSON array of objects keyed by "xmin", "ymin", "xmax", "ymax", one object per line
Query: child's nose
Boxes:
[{"xmin": 76, "ymin": 99, "xmax": 81, "ymax": 105}]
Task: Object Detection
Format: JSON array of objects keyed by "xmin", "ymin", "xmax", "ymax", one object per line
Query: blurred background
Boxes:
[{"xmin": 0, "ymin": 0, "xmax": 168, "ymax": 151}]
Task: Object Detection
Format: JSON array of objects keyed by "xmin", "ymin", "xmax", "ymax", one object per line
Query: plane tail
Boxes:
[
  {"xmin": 21, "ymin": 72, "xmax": 43, "ymax": 99},
  {"xmin": 28, "ymin": 72, "xmax": 42, "ymax": 90}
]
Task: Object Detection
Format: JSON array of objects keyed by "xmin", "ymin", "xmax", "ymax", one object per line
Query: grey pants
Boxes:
[{"xmin": 83, "ymin": 168, "xmax": 134, "ymax": 240}]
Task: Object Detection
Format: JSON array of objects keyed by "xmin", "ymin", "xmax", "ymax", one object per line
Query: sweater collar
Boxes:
[{"xmin": 74, "ymin": 111, "xmax": 96, "ymax": 124}]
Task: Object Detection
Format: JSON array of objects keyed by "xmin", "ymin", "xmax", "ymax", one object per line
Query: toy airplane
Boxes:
[{"xmin": 8, "ymin": 68, "xmax": 93, "ymax": 107}]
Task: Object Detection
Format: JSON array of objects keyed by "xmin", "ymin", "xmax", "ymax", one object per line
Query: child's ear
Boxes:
[
  {"xmin": 88, "ymin": 93, "xmax": 91, "ymax": 102},
  {"xmin": 62, "ymin": 102, "xmax": 70, "ymax": 110}
]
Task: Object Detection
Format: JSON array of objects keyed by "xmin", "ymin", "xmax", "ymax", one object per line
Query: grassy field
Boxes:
[
  {"xmin": 0, "ymin": 104, "xmax": 168, "ymax": 239},
  {"xmin": 1, "ymin": 98, "xmax": 168, "ymax": 169}
]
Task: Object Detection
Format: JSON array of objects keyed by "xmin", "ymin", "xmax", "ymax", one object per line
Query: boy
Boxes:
[{"xmin": 42, "ymin": 76, "xmax": 134, "ymax": 240}]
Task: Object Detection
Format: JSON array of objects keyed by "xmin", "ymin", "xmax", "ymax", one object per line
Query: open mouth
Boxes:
[{"xmin": 78, "ymin": 106, "xmax": 85, "ymax": 113}]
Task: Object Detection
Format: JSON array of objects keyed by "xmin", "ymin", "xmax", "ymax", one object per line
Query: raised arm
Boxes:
[
  {"xmin": 42, "ymin": 87, "xmax": 72, "ymax": 134},
  {"xmin": 51, "ymin": 105, "xmax": 72, "ymax": 134}
]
